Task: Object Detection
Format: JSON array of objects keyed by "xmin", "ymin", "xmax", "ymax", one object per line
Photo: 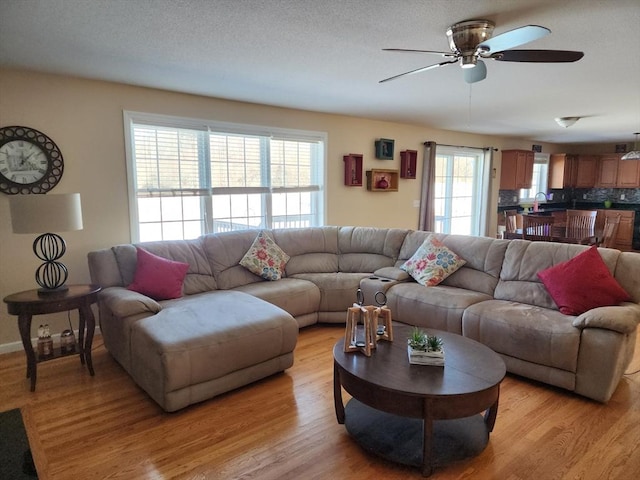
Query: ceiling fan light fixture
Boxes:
[
  {"xmin": 460, "ymin": 56, "xmax": 477, "ymax": 68},
  {"xmin": 621, "ymin": 132, "xmax": 640, "ymax": 160},
  {"xmin": 555, "ymin": 116, "xmax": 580, "ymax": 128}
]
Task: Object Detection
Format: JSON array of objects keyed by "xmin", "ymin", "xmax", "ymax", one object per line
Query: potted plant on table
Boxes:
[{"xmin": 407, "ymin": 327, "xmax": 445, "ymax": 366}]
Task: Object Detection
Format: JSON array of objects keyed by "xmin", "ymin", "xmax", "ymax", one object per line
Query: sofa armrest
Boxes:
[
  {"xmin": 572, "ymin": 303, "xmax": 640, "ymax": 334},
  {"xmin": 373, "ymin": 266, "xmax": 411, "ymax": 282},
  {"xmin": 99, "ymin": 286, "xmax": 162, "ymax": 318}
]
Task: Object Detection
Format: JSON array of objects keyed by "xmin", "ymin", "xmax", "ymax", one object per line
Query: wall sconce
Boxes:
[{"xmin": 9, "ymin": 193, "xmax": 83, "ymax": 295}]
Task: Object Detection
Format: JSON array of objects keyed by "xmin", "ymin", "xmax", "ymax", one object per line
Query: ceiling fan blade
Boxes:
[
  {"xmin": 379, "ymin": 59, "xmax": 458, "ymax": 83},
  {"xmin": 464, "ymin": 59, "xmax": 487, "ymax": 84},
  {"xmin": 382, "ymin": 48, "xmax": 457, "ymax": 58},
  {"xmin": 478, "ymin": 25, "xmax": 550, "ymax": 53},
  {"xmin": 491, "ymin": 49, "xmax": 584, "ymax": 62}
]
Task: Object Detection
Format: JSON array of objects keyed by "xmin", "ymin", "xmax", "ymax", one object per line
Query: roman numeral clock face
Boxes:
[{"xmin": 0, "ymin": 126, "xmax": 64, "ymax": 194}]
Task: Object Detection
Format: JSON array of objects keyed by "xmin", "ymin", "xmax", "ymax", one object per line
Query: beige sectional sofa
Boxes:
[{"xmin": 88, "ymin": 227, "xmax": 640, "ymax": 411}]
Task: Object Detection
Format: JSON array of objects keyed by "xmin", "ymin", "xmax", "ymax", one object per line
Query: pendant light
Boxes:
[{"xmin": 621, "ymin": 132, "xmax": 640, "ymax": 160}]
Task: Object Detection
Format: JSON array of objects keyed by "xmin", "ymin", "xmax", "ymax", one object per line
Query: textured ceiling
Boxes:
[{"xmin": 1, "ymin": 0, "xmax": 639, "ymax": 145}]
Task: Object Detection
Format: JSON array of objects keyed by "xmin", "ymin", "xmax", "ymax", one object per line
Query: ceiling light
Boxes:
[
  {"xmin": 460, "ymin": 56, "xmax": 477, "ymax": 69},
  {"xmin": 555, "ymin": 117, "xmax": 580, "ymax": 128},
  {"xmin": 621, "ymin": 132, "xmax": 640, "ymax": 160}
]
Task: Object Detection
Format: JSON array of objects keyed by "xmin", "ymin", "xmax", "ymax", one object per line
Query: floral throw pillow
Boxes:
[
  {"xmin": 400, "ymin": 235, "xmax": 466, "ymax": 286},
  {"xmin": 240, "ymin": 230, "xmax": 290, "ymax": 281}
]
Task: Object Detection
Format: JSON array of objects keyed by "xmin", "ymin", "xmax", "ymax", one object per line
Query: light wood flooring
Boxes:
[{"xmin": 1, "ymin": 325, "xmax": 640, "ymax": 480}]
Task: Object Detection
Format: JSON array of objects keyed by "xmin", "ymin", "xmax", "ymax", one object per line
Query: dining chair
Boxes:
[
  {"xmin": 504, "ymin": 210, "xmax": 519, "ymax": 234},
  {"xmin": 565, "ymin": 209, "xmax": 597, "ymax": 238},
  {"xmin": 599, "ymin": 214, "xmax": 621, "ymax": 248},
  {"xmin": 522, "ymin": 215, "xmax": 554, "ymax": 241}
]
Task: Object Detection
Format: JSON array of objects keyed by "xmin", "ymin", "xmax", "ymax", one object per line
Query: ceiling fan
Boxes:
[{"xmin": 380, "ymin": 20, "xmax": 584, "ymax": 84}]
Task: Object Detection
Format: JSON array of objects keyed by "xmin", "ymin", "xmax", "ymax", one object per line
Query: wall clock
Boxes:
[{"xmin": 0, "ymin": 125, "xmax": 64, "ymax": 194}]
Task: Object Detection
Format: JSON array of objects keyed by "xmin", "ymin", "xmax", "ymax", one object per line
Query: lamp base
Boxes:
[{"xmin": 37, "ymin": 285, "xmax": 69, "ymax": 296}]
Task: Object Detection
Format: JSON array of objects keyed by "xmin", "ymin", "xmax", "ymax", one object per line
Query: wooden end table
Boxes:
[
  {"xmin": 333, "ymin": 323, "xmax": 506, "ymax": 477},
  {"xmin": 3, "ymin": 284, "xmax": 102, "ymax": 391}
]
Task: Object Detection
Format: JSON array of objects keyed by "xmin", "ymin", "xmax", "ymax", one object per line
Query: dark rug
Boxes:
[
  {"xmin": 344, "ymin": 399, "xmax": 489, "ymax": 470},
  {"xmin": 0, "ymin": 408, "xmax": 38, "ymax": 479}
]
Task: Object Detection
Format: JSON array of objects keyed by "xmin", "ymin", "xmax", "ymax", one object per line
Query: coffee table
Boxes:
[{"xmin": 333, "ymin": 323, "xmax": 506, "ymax": 476}]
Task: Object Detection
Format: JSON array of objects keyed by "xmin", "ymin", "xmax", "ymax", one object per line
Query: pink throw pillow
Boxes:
[
  {"xmin": 537, "ymin": 246, "xmax": 631, "ymax": 315},
  {"xmin": 128, "ymin": 247, "xmax": 189, "ymax": 300}
]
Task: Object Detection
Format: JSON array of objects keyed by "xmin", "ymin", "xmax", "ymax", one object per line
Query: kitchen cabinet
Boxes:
[
  {"xmin": 616, "ymin": 157, "xmax": 640, "ymax": 188},
  {"xmin": 596, "ymin": 153, "xmax": 640, "ymax": 188},
  {"xmin": 596, "ymin": 209, "xmax": 635, "ymax": 251},
  {"xmin": 548, "ymin": 153, "xmax": 577, "ymax": 188},
  {"xmin": 500, "ymin": 150, "xmax": 533, "ymax": 190},
  {"xmin": 574, "ymin": 155, "xmax": 598, "ymax": 188},
  {"xmin": 597, "ymin": 154, "xmax": 619, "ymax": 187}
]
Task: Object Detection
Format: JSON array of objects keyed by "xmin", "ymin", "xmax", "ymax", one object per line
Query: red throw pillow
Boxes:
[
  {"xmin": 127, "ymin": 247, "xmax": 189, "ymax": 300},
  {"xmin": 537, "ymin": 246, "xmax": 631, "ymax": 315}
]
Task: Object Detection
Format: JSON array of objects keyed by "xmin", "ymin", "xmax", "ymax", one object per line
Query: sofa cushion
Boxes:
[
  {"xmin": 494, "ymin": 240, "xmax": 622, "ymax": 310},
  {"xmin": 235, "ymin": 278, "xmax": 321, "ymax": 318},
  {"xmin": 337, "ymin": 227, "xmax": 408, "ymax": 272},
  {"xmin": 128, "ymin": 247, "xmax": 189, "ymax": 300},
  {"xmin": 129, "ymin": 291, "xmax": 298, "ymax": 397},
  {"xmin": 240, "ymin": 230, "xmax": 290, "ymax": 281},
  {"xmin": 203, "ymin": 230, "xmax": 267, "ymax": 290},
  {"xmin": 113, "ymin": 238, "xmax": 217, "ymax": 294},
  {"xmin": 272, "ymin": 227, "xmax": 339, "ymax": 275},
  {"xmin": 538, "ymin": 246, "xmax": 631, "ymax": 315},
  {"xmin": 463, "ymin": 299, "xmax": 581, "ymax": 373},
  {"xmin": 397, "ymin": 232, "xmax": 508, "ymax": 296},
  {"xmin": 291, "ymin": 272, "xmax": 370, "ymax": 312},
  {"xmin": 400, "ymin": 234, "xmax": 466, "ymax": 286},
  {"xmin": 386, "ymin": 283, "xmax": 492, "ymax": 334}
]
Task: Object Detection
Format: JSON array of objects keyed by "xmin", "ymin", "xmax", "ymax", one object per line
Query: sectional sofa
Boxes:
[{"xmin": 87, "ymin": 227, "xmax": 640, "ymax": 411}]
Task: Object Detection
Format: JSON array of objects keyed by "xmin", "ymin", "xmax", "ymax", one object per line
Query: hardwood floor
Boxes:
[{"xmin": 1, "ymin": 325, "xmax": 640, "ymax": 480}]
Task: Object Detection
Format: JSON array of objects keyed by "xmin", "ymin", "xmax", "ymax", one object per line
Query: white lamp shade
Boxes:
[{"xmin": 9, "ymin": 193, "xmax": 83, "ymax": 234}]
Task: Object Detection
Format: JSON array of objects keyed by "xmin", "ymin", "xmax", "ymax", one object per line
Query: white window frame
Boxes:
[
  {"xmin": 434, "ymin": 146, "xmax": 489, "ymax": 236},
  {"xmin": 123, "ymin": 111, "xmax": 326, "ymax": 242},
  {"xmin": 519, "ymin": 153, "xmax": 550, "ymax": 202}
]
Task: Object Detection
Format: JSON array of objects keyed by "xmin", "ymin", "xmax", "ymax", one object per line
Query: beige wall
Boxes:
[{"xmin": 0, "ymin": 68, "xmax": 562, "ymax": 347}]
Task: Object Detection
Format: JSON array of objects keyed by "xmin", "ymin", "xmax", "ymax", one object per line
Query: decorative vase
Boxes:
[{"xmin": 376, "ymin": 176, "xmax": 389, "ymax": 189}]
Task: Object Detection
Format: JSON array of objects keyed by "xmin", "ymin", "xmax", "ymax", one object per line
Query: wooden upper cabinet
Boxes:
[
  {"xmin": 595, "ymin": 153, "xmax": 640, "ymax": 188},
  {"xmin": 549, "ymin": 153, "xmax": 577, "ymax": 188},
  {"xmin": 597, "ymin": 154, "xmax": 619, "ymax": 187},
  {"xmin": 574, "ymin": 155, "xmax": 598, "ymax": 188},
  {"xmin": 500, "ymin": 150, "xmax": 534, "ymax": 190},
  {"xmin": 616, "ymin": 156, "xmax": 640, "ymax": 187}
]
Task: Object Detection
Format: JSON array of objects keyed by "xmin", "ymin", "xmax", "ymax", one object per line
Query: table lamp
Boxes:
[{"xmin": 9, "ymin": 193, "xmax": 83, "ymax": 295}]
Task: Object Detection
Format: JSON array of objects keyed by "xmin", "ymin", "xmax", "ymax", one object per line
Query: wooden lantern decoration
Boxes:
[
  {"xmin": 344, "ymin": 305, "xmax": 378, "ymax": 356},
  {"xmin": 375, "ymin": 305, "xmax": 393, "ymax": 342}
]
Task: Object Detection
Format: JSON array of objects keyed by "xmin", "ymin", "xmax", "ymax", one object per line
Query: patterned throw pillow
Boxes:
[
  {"xmin": 240, "ymin": 230, "xmax": 290, "ymax": 281},
  {"xmin": 400, "ymin": 234, "xmax": 466, "ymax": 286}
]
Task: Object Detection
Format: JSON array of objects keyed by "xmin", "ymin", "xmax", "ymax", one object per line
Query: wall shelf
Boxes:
[
  {"xmin": 400, "ymin": 150, "xmax": 417, "ymax": 179},
  {"xmin": 343, "ymin": 154, "xmax": 363, "ymax": 186},
  {"xmin": 366, "ymin": 169, "xmax": 399, "ymax": 192}
]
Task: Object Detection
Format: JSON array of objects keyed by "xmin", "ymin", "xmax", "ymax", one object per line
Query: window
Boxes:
[
  {"xmin": 433, "ymin": 146, "xmax": 489, "ymax": 235},
  {"xmin": 124, "ymin": 112, "xmax": 325, "ymax": 242},
  {"xmin": 519, "ymin": 153, "xmax": 550, "ymax": 201}
]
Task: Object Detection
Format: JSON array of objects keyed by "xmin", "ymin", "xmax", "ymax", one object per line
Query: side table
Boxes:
[{"xmin": 3, "ymin": 284, "xmax": 102, "ymax": 391}]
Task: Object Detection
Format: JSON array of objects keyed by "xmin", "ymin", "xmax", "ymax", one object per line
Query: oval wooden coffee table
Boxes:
[{"xmin": 333, "ymin": 323, "xmax": 506, "ymax": 477}]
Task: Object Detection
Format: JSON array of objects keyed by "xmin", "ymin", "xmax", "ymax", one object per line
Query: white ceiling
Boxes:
[{"xmin": 1, "ymin": 0, "xmax": 639, "ymax": 146}]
